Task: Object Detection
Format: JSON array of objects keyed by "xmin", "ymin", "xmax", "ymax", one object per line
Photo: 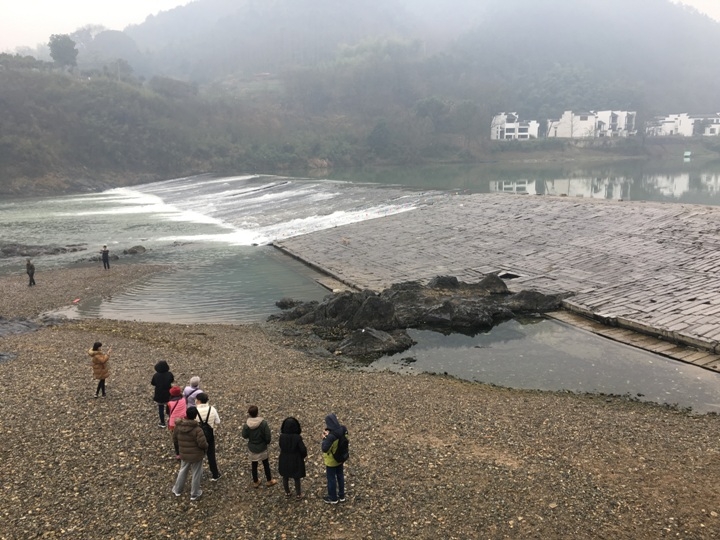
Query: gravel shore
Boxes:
[{"xmin": 1, "ymin": 264, "xmax": 719, "ymax": 539}]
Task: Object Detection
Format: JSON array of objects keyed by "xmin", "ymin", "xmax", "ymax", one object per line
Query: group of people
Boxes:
[
  {"xmin": 150, "ymin": 359, "xmax": 349, "ymax": 503},
  {"xmin": 24, "ymin": 244, "xmax": 110, "ymax": 288}
]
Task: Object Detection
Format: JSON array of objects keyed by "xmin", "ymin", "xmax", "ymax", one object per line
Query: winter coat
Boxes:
[
  {"xmin": 173, "ymin": 418, "xmax": 208, "ymax": 463},
  {"xmin": 88, "ymin": 349, "xmax": 109, "ymax": 380},
  {"xmin": 167, "ymin": 396, "xmax": 187, "ymax": 429},
  {"xmin": 241, "ymin": 416, "xmax": 271, "ymax": 454},
  {"xmin": 322, "ymin": 413, "xmax": 348, "ymax": 468},
  {"xmin": 183, "ymin": 385, "xmax": 203, "ymax": 407},
  {"xmin": 151, "ymin": 361, "xmax": 174, "ymax": 403},
  {"xmin": 278, "ymin": 417, "xmax": 307, "ymax": 479}
]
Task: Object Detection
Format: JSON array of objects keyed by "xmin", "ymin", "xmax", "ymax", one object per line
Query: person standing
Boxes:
[
  {"xmin": 101, "ymin": 245, "xmax": 110, "ymax": 270},
  {"xmin": 195, "ymin": 392, "xmax": 221, "ymax": 481},
  {"xmin": 278, "ymin": 417, "xmax": 307, "ymax": 499},
  {"xmin": 183, "ymin": 376, "xmax": 203, "ymax": 407},
  {"xmin": 26, "ymin": 259, "xmax": 36, "ymax": 286},
  {"xmin": 167, "ymin": 386, "xmax": 187, "ymax": 459},
  {"xmin": 241, "ymin": 405, "xmax": 277, "ymax": 488},
  {"xmin": 321, "ymin": 413, "xmax": 348, "ymax": 504},
  {"xmin": 172, "ymin": 406, "xmax": 208, "ymax": 502},
  {"xmin": 151, "ymin": 360, "xmax": 174, "ymax": 428},
  {"xmin": 88, "ymin": 341, "xmax": 111, "ymax": 398}
]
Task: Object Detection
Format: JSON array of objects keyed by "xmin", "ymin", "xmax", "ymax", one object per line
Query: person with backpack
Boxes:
[
  {"xmin": 167, "ymin": 385, "xmax": 187, "ymax": 459},
  {"xmin": 195, "ymin": 392, "xmax": 221, "ymax": 481},
  {"xmin": 321, "ymin": 413, "xmax": 349, "ymax": 504},
  {"xmin": 241, "ymin": 405, "xmax": 277, "ymax": 488},
  {"xmin": 278, "ymin": 417, "xmax": 307, "ymax": 499},
  {"xmin": 183, "ymin": 376, "xmax": 203, "ymax": 407},
  {"xmin": 151, "ymin": 360, "xmax": 174, "ymax": 428}
]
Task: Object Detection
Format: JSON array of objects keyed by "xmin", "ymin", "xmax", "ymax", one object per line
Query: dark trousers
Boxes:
[
  {"xmin": 251, "ymin": 459, "xmax": 272, "ymax": 482},
  {"xmin": 206, "ymin": 437, "xmax": 220, "ymax": 479},
  {"xmin": 95, "ymin": 379, "xmax": 106, "ymax": 396},
  {"xmin": 157, "ymin": 402, "xmax": 166, "ymax": 425},
  {"xmin": 28, "ymin": 273, "xmax": 35, "ymax": 286},
  {"xmin": 283, "ymin": 476, "xmax": 301, "ymax": 495},
  {"xmin": 326, "ymin": 464, "xmax": 345, "ymax": 501},
  {"xmin": 102, "ymin": 259, "xmax": 110, "ymax": 269}
]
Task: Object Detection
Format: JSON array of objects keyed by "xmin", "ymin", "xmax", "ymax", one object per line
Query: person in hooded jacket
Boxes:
[
  {"xmin": 241, "ymin": 405, "xmax": 277, "ymax": 488},
  {"xmin": 167, "ymin": 386, "xmax": 187, "ymax": 458},
  {"xmin": 88, "ymin": 341, "xmax": 111, "ymax": 398},
  {"xmin": 151, "ymin": 360, "xmax": 174, "ymax": 428},
  {"xmin": 278, "ymin": 416, "xmax": 307, "ymax": 498},
  {"xmin": 172, "ymin": 406, "xmax": 208, "ymax": 501},
  {"xmin": 321, "ymin": 413, "xmax": 348, "ymax": 504}
]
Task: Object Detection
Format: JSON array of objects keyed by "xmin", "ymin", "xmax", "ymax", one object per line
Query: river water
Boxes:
[{"xmin": 3, "ymin": 162, "xmax": 720, "ymax": 412}]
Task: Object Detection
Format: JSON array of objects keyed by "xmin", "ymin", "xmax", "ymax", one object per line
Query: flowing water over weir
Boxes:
[{"xmin": 3, "ymin": 171, "xmax": 720, "ymax": 412}]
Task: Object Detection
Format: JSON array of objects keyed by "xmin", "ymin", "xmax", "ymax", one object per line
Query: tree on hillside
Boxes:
[{"xmin": 49, "ymin": 34, "xmax": 78, "ymax": 68}]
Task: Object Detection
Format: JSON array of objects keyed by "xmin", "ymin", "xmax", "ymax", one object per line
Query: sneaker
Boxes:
[
  {"xmin": 94, "ymin": 395, "xmax": 98, "ymax": 399},
  {"xmin": 266, "ymin": 479, "xmax": 277, "ymax": 487},
  {"xmin": 285, "ymin": 491, "xmax": 292, "ymax": 498},
  {"xmin": 158, "ymin": 423, "xmax": 167, "ymax": 428},
  {"xmin": 172, "ymin": 489, "xmax": 181, "ymax": 497},
  {"xmin": 190, "ymin": 493, "xmax": 202, "ymax": 501},
  {"xmin": 253, "ymin": 480, "xmax": 261, "ymax": 488},
  {"xmin": 175, "ymin": 455, "xmax": 181, "ymax": 460},
  {"xmin": 211, "ymin": 474, "xmax": 222, "ymax": 482},
  {"xmin": 339, "ymin": 497, "xmax": 346, "ymax": 502},
  {"xmin": 323, "ymin": 496, "xmax": 338, "ymax": 504}
]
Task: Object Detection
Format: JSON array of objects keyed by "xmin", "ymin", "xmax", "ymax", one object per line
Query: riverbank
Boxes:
[{"xmin": 1, "ymin": 266, "xmax": 719, "ymax": 539}]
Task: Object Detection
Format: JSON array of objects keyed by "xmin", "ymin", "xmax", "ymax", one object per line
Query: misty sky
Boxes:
[{"xmin": 0, "ymin": 0, "xmax": 718, "ymax": 53}]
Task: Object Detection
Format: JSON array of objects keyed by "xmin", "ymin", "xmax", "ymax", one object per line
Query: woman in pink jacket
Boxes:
[{"xmin": 167, "ymin": 386, "xmax": 187, "ymax": 458}]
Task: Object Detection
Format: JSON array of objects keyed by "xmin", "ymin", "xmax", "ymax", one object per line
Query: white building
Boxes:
[
  {"xmin": 546, "ymin": 110, "xmax": 637, "ymax": 138},
  {"xmin": 645, "ymin": 113, "xmax": 720, "ymax": 137},
  {"xmin": 490, "ymin": 112, "xmax": 540, "ymax": 140}
]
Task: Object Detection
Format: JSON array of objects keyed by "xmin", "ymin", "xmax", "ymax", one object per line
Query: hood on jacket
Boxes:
[
  {"xmin": 246, "ymin": 416, "xmax": 264, "ymax": 430},
  {"xmin": 154, "ymin": 360, "xmax": 170, "ymax": 373},
  {"xmin": 281, "ymin": 417, "xmax": 301, "ymax": 435},
  {"xmin": 325, "ymin": 413, "xmax": 341, "ymax": 433},
  {"xmin": 175, "ymin": 418, "xmax": 199, "ymax": 434}
]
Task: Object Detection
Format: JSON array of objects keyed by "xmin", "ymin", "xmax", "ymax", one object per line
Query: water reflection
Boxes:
[{"xmin": 365, "ymin": 317, "xmax": 720, "ymax": 415}]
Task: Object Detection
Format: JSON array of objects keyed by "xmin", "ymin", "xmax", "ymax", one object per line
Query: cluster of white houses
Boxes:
[{"xmin": 491, "ymin": 111, "xmax": 720, "ymax": 140}]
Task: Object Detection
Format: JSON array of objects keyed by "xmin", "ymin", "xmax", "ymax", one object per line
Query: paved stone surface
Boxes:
[{"xmin": 275, "ymin": 193, "xmax": 720, "ymax": 364}]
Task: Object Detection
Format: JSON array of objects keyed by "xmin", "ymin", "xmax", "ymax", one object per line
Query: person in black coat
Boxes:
[
  {"xmin": 278, "ymin": 417, "xmax": 307, "ymax": 498},
  {"xmin": 151, "ymin": 360, "xmax": 174, "ymax": 428}
]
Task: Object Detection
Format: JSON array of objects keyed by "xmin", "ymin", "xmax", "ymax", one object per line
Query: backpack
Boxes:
[
  {"xmin": 332, "ymin": 430, "xmax": 349, "ymax": 463},
  {"xmin": 198, "ymin": 408, "xmax": 215, "ymax": 445}
]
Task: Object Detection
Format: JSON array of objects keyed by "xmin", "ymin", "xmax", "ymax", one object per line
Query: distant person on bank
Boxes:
[
  {"xmin": 241, "ymin": 405, "xmax": 277, "ymax": 488},
  {"xmin": 195, "ymin": 392, "xmax": 222, "ymax": 481},
  {"xmin": 151, "ymin": 360, "xmax": 174, "ymax": 428},
  {"xmin": 101, "ymin": 245, "xmax": 110, "ymax": 270},
  {"xmin": 167, "ymin": 385, "xmax": 187, "ymax": 459},
  {"xmin": 172, "ymin": 406, "xmax": 208, "ymax": 501},
  {"xmin": 88, "ymin": 341, "xmax": 111, "ymax": 398},
  {"xmin": 26, "ymin": 258, "xmax": 36, "ymax": 286}
]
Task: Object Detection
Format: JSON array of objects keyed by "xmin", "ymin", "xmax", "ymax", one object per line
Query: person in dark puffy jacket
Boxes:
[
  {"xmin": 241, "ymin": 405, "xmax": 277, "ymax": 488},
  {"xmin": 172, "ymin": 407, "xmax": 208, "ymax": 501},
  {"xmin": 278, "ymin": 417, "xmax": 307, "ymax": 498},
  {"xmin": 151, "ymin": 360, "xmax": 174, "ymax": 428}
]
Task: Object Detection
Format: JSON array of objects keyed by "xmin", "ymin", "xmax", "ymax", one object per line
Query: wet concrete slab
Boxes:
[{"xmin": 274, "ymin": 193, "xmax": 720, "ymax": 372}]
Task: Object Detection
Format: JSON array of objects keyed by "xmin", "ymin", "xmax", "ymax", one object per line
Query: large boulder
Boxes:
[{"xmin": 335, "ymin": 327, "xmax": 415, "ymax": 359}]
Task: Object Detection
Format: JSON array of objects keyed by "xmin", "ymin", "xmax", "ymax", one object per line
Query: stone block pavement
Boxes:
[{"xmin": 274, "ymin": 193, "xmax": 720, "ymax": 369}]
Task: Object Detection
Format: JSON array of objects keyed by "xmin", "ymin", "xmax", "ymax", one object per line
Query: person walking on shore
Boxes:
[
  {"xmin": 183, "ymin": 376, "xmax": 203, "ymax": 407},
  {"xmin": 278, "ymin": 416, "xmax": 307, "ymax": 499},
  {"xmin": 195, "ymin": 392, "xmax": 221, "ymax": 481},
  {"xmin": 241, "ymin": 405, "xmax": 277, "ymax": 488},
  {"xmin": 26, "ymin": 259, "xmax": 36, "ymax": 286},
  {"xmin": 101, "ymin": 245, "xmax": 110, "ymax": 270},
  {"xmin": 88, "ymin": 341, "xmax": 111, "ymax": 398},
  {"xmin": 321, "ymin": 413, "xmax": 349, "ymax": 504},
  {"xmin": 172, "ymin": 406, "xmax": 208, "ymax": 501},
  {"xmin": 151, "ymin": 360, "xmax": 174, "ymax": 428},
  {"xmin": 167, "ymin": 385, "xmax": 187, "ymax": 459}
]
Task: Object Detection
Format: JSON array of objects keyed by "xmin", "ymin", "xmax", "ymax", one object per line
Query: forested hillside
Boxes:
[{"xmin": 2, "ymin": 0, "xmax": 720, "ymax": 194}]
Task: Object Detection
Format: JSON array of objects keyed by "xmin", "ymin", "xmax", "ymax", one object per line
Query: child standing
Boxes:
[
  {"xmin": 278, "ymin": 417, "xmax": 307, "ymax": 498},
  {"xmin": 88, "ymin": 342, "xmax": 111, "ymax": 398},
  {"xmin": 241, "ymin": 405, "xmax": 277, "ymax": 488}
]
